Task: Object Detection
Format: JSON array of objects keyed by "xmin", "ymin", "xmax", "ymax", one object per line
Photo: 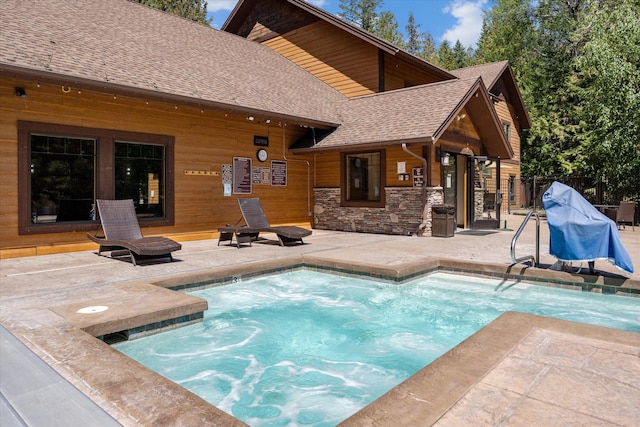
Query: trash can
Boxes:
[{"xmin": 432, "ymin": 204, "xmax": 455, "ymax": 237}]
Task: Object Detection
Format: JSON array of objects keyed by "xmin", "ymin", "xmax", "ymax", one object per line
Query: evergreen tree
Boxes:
[
  {"xmin": 405, "ymin": 12, "xmax": 422, "ymax": 54},
  {"xmin": 520, "ymin": 0, "xmax": 587, "ymax": 178},
  {"xmin": 375, "ymin": 11, "xmax": 405, "ymax": 46},
  {"xmin": 451, "ymin": 40, "xmax": 470, "ymax": 69},
  {"xmin": 417, "ymin": 33, "xmax": 438, "ymax": 63},
  {"xmin": 134, "ymin": 0, "xmax": 211, "ymax": 25},
  {"xmin": 436, "ymin": 40, "xmax": 457, "ymax": 70},
  {"xmin": 475, "ymin": 0, "xmax": 534, "ymax": 75},
  {"xmin": 338, "ymin": 0, "xmax": 383, "ymax": 32}
]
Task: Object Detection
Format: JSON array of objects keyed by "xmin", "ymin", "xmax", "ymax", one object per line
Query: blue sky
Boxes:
[{"xmin": 206, "ymin": 0, "xmax": 493, "ymax": 49}]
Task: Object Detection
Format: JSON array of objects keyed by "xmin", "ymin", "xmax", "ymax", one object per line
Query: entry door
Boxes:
[
  {"xmin": 468, "ymin": 156, "xmax": 501, "ymax": 229},
  {"xmin": 442, "ymin": 156, "xmax": 456, "ymax": 208}
]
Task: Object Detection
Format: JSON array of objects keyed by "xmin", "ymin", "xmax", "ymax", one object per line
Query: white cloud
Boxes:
[
  {"xmin": 441, "ymin": 0, "xmax": 487, "ymax": 49},
  {"xmin": 207, "ymin": 0, "xmax": 238, "ymax": 13},
  {"xmin": 307, "ymin": 0, "xmax": 328, "ymax": 7}
]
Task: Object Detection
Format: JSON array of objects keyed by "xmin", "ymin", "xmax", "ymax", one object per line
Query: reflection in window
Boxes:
[
  {"xmin": 30, "ymin": 134, "xmax": 95, "ymax": 223},
  {"xmin": 345, "ymin": 152, "xmax": 381, "ymax": 202},
  {"xmin": 115, "ymin": 142, "xmax": 165, "ymax": 218}
]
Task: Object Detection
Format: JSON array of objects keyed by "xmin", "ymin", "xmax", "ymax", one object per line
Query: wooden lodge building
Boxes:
[{"xmin": 0, "ymin": 0, "xmax": 530, "ymax": 258}]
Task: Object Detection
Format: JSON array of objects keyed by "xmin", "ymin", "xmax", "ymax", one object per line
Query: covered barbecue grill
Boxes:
[{"xmin": 542, "ymin": 182, "xmax": 634, "ymax": 274}]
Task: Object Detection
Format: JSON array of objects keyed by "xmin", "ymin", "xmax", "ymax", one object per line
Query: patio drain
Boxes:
[{"xmin": 77, "ymin": 305, "xmax": 109, "ymax": 314}]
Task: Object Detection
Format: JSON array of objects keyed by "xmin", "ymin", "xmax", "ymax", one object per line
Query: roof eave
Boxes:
[
  {"xmin": 290, "ymin": 136, "xmax": 434, "ymax": 154},
  {"xmin": 1, "ymin": 65, "xmax": 341, "ymax": 128}
]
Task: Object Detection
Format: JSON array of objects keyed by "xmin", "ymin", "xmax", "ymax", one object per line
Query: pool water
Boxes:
[{"xmin": 115, "ymin": 270, "xmax": 640, "ymax": 426}]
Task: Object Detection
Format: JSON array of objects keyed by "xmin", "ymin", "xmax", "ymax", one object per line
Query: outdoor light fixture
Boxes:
[
  {"xmin": 264, "ymin": 119, "xmax": 271, "ymax": 124},
  {"xmin": 457, "ymin": 113, "xmax": 466, "ymax": 121},
  {"xmin": 460, "ymin": 145, "xmax": 474, "ymax": 156},
  {"xmin": 15, "ymin": 87, "xmax": 27, "ymax": 98},
  {"xmin": 247, "ymin": 115, "xmax": 254, "ymax": 121},
  {"xmin": 440, "ymin": 152, "xmax": 450, "ymax": 166}
]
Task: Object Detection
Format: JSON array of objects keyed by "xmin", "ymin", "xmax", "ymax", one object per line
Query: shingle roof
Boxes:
[
  {"xmin": 452, "ymin": 61, "xmax": 532, "ymax": 129},
  {"xmin": 313, "ymin": 78, "xmax": 481, "ymax": 149},
  {"xmin": 0, "ymin": 0, "xmax": 345, "ymax": 125},
  {"xmin": 450, "ymin": 61, "xmax": 509, "ymax": 89}
]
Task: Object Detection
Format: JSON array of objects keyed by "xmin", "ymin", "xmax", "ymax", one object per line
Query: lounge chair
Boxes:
[
  {"xmin": 237, "ymin": 198, "xmax": 312, "ymax": 246},
  {"xmin": 87, "ymin": 199, "xmax": 181, "ymax": 265},
  {"xmin": 616, "ymin": 201, "xmax": 636, "ymax": 231}
]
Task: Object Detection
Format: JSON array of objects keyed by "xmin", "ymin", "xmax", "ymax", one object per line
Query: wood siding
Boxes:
[
  {"xmin": 0, "ymin": 76, "xmax": 312, "ymax": 256},
  {"xmin": 382, "ymin": 52, "xmax": 447, "ymax": 91},
  {"xmin": 314, "ymin": 145, "xmax": 431, "ymax": 190},
  {"xmin": 263, "ymin": 21, "xmax": 379, "ymax": 98}
]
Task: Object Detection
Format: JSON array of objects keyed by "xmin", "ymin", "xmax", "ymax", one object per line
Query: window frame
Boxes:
[
  {"xmin": 340, "ymin": 150, "xmax": 386, "ymax": 208},
  {"xmin": 18, "ymin": 121, "xmax": 175, "ymax": 235},
  {"xmin": 501, "ymin": 121, "xmax": 511, "ymax": 142}
]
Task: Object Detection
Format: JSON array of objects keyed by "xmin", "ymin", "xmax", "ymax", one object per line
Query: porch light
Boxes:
[
  {"xmin": 440, "ymin": 152, "xmax": 450, "ymax": 166},
  {"xmin": 460, "ymin": 146, "xmax": 474, "ymax": 156},
  {"xmin": 247, "ymin": 115, "xmax": 255, "ymax": 121}
]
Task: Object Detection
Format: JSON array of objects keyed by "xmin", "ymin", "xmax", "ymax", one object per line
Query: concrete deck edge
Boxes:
[{"xmin": 338, "ymin": 311, "xmax": 640, "ymax": 426}]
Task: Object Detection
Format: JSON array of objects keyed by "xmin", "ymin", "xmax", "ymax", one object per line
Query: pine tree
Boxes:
[
  {"xmin": 418, "ymin": 33, "xmax": 438, "ymax": 63},
  {"xmin": 436, "ymin": 40, "xmax": 457, "ymax": 70},
  {"xmin": 134, "ymin": 0, "xmax": 211, "ymax": 25},
  {"xmin": 338, "ymin": 0, "xmax": 383, "ymax": 32},
  {"xmin": 375, "ymin": 11, "xmax": 404, "ymax": 46},
  {"xmin": 405, "ymin": 13, "xmax": 422, "ymax": 54}
]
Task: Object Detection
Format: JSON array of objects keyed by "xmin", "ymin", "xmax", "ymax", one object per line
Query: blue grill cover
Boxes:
[{"xmin": 542, "ymin": 182, "xmax": 633, "ymax": 273}]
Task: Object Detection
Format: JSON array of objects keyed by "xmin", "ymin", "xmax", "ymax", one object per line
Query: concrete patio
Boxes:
[{"xmin": 1, "ymin": 213, "xmax": 639, "ymax": 426}]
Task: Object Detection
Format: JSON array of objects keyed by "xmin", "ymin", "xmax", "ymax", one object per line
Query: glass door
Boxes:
[{"xmin": 469, "ymin": 156, "xmax": 501, "ymax": 229}]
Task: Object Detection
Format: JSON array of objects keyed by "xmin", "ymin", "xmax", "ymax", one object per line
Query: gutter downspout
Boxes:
[
  {"xmin": 282, "ymin": 123, "xmax": 312, "ymax": 216},
  {"xmin": 402, "ymin": 143, "xmax": 429, "ymax": 235},
  {"xmin": 401, "ymin": 143, "xmax": 427, "ymax": 191}
]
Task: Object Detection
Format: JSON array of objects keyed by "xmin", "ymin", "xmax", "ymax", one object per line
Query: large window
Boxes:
[
  {"xmin": 342, "ymin": 151, "xmax": 385, "ymax": 207},
  {"xmin": 18, "ymin": 122, "xmax": 174, "ymax": 235},
  {"xmin": 115, "ymin": 142, "xmax": 165, "ymax": 219},
  {"xmin": 30, "ymin": 135, "xmax": 96, "ymax": 224}
]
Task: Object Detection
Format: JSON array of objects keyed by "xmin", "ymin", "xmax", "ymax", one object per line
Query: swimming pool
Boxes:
[{"xmin": 115, "ymin": 270, "xmax": 640, "ymax": 426}]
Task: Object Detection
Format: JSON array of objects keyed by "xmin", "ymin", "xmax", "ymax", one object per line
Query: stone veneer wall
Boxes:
[{"xmin": 314, "ymin": 187, "xmax": 444, "ymax": 237}]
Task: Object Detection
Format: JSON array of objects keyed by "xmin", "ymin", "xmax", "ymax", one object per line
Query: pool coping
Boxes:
[{"xmin": 1, "ymin": 256, "xmax": 638, "ymax": 426}]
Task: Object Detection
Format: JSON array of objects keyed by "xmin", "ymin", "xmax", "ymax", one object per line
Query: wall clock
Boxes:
[{"xmin": 257, "ymin": 148, "xmax": 268, "ymax": 162}]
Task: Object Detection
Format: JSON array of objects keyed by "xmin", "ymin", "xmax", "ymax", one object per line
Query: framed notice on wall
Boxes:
[
  {"xmin": 233, "ymin": 157, "xmax": 252, "ymax": 194},
  {"xmin": 271, "ymin": 160, "xmax": 287, "ymax": 187}
]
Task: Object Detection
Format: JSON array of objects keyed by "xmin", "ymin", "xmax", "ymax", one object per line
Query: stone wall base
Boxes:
[{"xmin": 314, "ymin": 187, "xmax": 443, "ymax": 237}]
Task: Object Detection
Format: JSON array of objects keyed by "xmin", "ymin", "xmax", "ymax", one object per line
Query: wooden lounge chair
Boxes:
[
  {"xmin": 237, "ymin": 198, "xmax": 312, "ymax": 246},
  {"xmin": 87, "ymin": 199, "xmax": 181, "ymax": 265},
  {"xmin": 616, "ymin": 201, "xmax": 636, "ymax": 231}
]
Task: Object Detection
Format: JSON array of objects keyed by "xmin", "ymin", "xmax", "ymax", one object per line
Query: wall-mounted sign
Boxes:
[
  {"xmin": 413, "ymin": 167, "xmax": 424, "ymax": 187},
  {"xmin": 233, "ymin": 157, "xmax": 252, "ymax": 194},
  {"xmin": 271, "ymin": 160, "xmax": 287, "ymax": 187},
  {"xmin": 254, "ymin": 136, "xmax": 269, "ymax": 147},
  {"xmin": 251, "ymin": 167, "xmax": 271, "ymax": 185}
]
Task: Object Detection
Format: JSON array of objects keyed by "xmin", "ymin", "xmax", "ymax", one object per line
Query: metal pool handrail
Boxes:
[{"xmin": 511, "ymin": 210, "xmax": 540, "ymax": 267}]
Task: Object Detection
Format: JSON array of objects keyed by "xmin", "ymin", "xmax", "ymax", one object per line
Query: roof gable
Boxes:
[
  {"xmin": 0, "ymin": 0, "xmax": 345, "ymax": 126},
  {"xmin": 452, "ymin": 61, "xmax": 531, "ymax": 129},
  {"xmin": 223, "ymin": 0, "xmax": 457, "ymax": 82}
]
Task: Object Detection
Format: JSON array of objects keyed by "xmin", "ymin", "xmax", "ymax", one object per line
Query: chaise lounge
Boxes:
[
  {"xmin": 87, "ymin": 199, "xmax": 181, "ymax": 265},
  {"xmin": 236, "ymin": 198, "xmax": 312, "ymax": 246}
]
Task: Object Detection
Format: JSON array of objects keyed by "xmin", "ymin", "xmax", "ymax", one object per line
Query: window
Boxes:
[
  {"xmin": 18, "ymin": 122, "xmax": 174, "ymax": 235},
  {"xmin": 502, "ymin": 121, "xmax": 511, "ymax": 142},
  {"xmin": 30, "ymin": 134, "xmax": 96, "ymax": 224},
  {"xmin": 508, "ymin": 175, "xmax": 516, "ymax": 205},
  {"xmin": 115, "ymin": 142, "xmax": 165, "ymax": 218},
  {"xmin": 342, "ymin": 151, "xmax": 385, "ymax": 207}
]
